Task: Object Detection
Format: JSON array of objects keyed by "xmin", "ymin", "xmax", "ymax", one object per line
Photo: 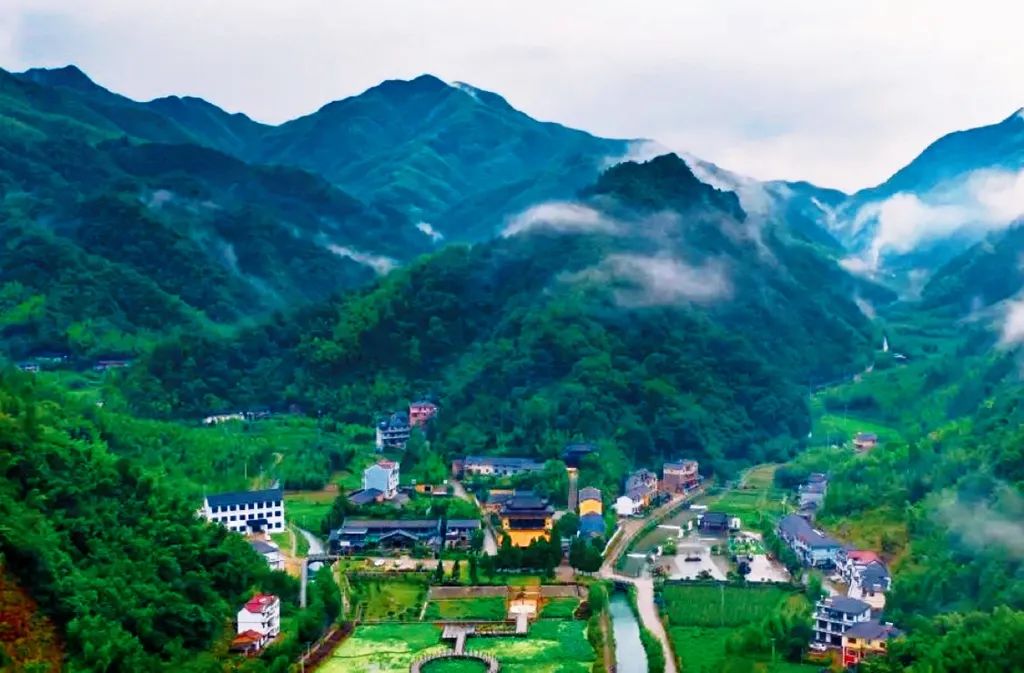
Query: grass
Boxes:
[
  {"xmin": 322, "ymin": 620, "xmax": 598, "ymax": 673},
  {"xmin": 284, "ymin": 491, "xmax": 334, "ymax": 531},
  {"xmin": 818, "ymin": 506, "xmax": 910, "ymax": 568},
  {"xmin": 669, "ymin": 625, "xmax": 820, "ymax": 673},
  {"xmin": 539, "ymin": 598, "xmax": 579, "ymax": 619},
  {"xmin": 660, "ymin": 584, "xmax": 791, "ymax": 628},
  {"xmin": 350, "ymin": 578, "xmax": 427, "ymax": 621},
  {"xmin": 423, "ymin": 596, "xmax": 507, "ymax": 621},
  {"xmin": 704, "ymin": 464, "xmax": 791, "ymax": 528}
]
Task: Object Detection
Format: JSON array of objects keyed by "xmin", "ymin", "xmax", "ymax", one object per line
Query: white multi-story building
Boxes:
[
  {"xmin": 813, "ymin": 596, "xmax": 872, "ymax": 648},
  {"xmin": 237, "ymin": 593, "xmax": 281, "ymax": 638},
  {"xmin": 200, "ymin": 487, "xmax": 285, "ymax": 534},
  {"xmin": 363, "ymin": 460, "xmax": 400, "ymax": 499}
]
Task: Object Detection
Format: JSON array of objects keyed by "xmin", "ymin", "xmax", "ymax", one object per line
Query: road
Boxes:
[
  {"xmin": 299, "ymin": 527, "xmax": 326, "ymax": 555},
  {"xmin": 450, "ymin": 478, "xmax": 498, "ymax": 555},
  {"xmin": 599, "ymin": 492, "xmax": 699, "ymax": 673}
]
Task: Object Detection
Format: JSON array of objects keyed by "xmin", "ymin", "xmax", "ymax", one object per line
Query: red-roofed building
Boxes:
[
  {"xmin": 237, "ymin": 593, "xmax": 280, "ymax": 644},
  {"xmin": 409, "ymin": 400, "xmax": 438, "ymax": 427},
  {"xmin": 230, "ymin": 629, "xmax": 270, "ymax": 655}
]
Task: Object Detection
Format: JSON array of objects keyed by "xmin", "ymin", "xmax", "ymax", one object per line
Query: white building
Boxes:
[
  {"xmin": 249, "ymin": 539, "xmax": 284, "ymax": 571},
  {"xmin": 237, "ymin": 593, "xmax": 281, "ymax": 639},
  {"xmin": 614, "ymin": 495, "xmax": 640, "ymax": 517},
  {"xmin": 363, "ymin": 460, "xmax": 400, "ymax": 499},
  {"xmin": 200, "ymin": 487, "xmax": 285, "ymax": 534},
  {"xmin": 813, "ymin": 596, "xmax": 871, "ymax": 648}
]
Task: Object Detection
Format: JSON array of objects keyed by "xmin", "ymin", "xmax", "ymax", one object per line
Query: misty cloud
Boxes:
[
  {"xmin": 326, "ymin": 244, "xmax": 397, "ymax": 275},
  {"xmin": 999, "ymin": 299, "xmax": 1024, "ymax": 347},
  {"xmin": 937, "ymin": 487, "xmax": 1024, "ymax": 558},
  {"xmin": 415, "ymin": 221, "xmax": 444, "ymax": 242},
  {"xmin": 850, "ymin": 167, "xmax": 1024, "ymax": 269},
  {"xmin": 502, "ymin": 201, "xmax": 619, "ymax": 237},
  {"xmin": 568, "ymin": 254, "xmax": 732, "ymax": 307}
]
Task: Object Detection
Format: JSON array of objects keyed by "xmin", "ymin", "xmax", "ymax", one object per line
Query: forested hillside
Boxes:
[{"xmin": 119, "ymin": 154, "xmax": 888, "ymax": 476}]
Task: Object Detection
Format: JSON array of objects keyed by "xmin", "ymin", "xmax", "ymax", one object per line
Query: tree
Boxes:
[
  {"xmin": 432, "ymin": 561, "xmax": 445, "ymax": 584},
  {"xmin": 556, "ymin": 512, "xmax": 580, "ymax": 539},
  {"xmin": 469, "ymin": 528, "xmax": 485, "ymax": 554},
  {"xmin": 468, "ymin": 555, "xmax": 479, "ymax": 584},
  {"xmin": 450, "ymin": 559, "xmax": 461, "ymax": 584}
]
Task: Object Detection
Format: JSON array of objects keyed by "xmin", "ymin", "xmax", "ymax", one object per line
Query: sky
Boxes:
[{"xmin": 2, "ymin": 1, "xmax": 1022, "ymax": 192}]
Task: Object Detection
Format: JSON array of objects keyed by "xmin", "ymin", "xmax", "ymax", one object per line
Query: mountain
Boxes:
[
  {"xmin": 0, "ymin": 68, "xmax": 433, "ymax": 358},
  {"xmin": 827, "ymin": 109, "xmax": 1024, "ymax": 272},
  {"xmin": 121, "ymin": 154, "xmax": 891, "ymax": 476}
]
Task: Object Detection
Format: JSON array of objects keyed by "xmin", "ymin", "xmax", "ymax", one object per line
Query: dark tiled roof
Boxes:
[
  {"xmin": 778, "ymin": 514, "xmax": 841, "ymax": 549},
  {"xmin": 664, "ymin": 460, "xmax": 697, "ymax": 470},
  {"xmin": 445, "ymin": 519, "xmax": 481, "ymax": 530},
  {"xmin": 249, "ymin": 540, "xmax": 278, "ymax": 554},
  {"xmin": 503, "ymin": 492, "xmax": 551, "ymax": 512},
  {"xmin": 348, "ymin": 488, "xmax": 383, "ymax": 505},
  {"xmin": 341, "ymin": 519, "xmax": 439, "ymax": 532},
  {"xmin": 860, "ymin": 562, "xmax": 890, "ymax": 588},
  {"xmin": 821, "ymin": 596, "xmax": 871, "ymax": 615},
  {"xmin": 845, "ymin": 620, "xmax": 901, "ymax": 640},
  {"xmin": 701, "ymin": 512, "xmax": 730, "ymax": 526},
  {"xmin": 579, "ymin": 487, "xmax": 602, "ymax": 502},
  {"xmin": 207, "ymin": 487, "xmax": 282, "ymax": 508}
]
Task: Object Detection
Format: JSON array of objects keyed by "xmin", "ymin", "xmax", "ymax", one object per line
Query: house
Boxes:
[
  {"xmin": 483, "ymin": 489, "xmax": 516, "ymax": 514},
  {"xmin": 623, "ymin": 469, "xmax": 659, "ymax": 510},
  {"xmin": 562, "ymin": 443, "xmax": 596, "ymax": 468},
  {"xmin": 200, "ymin": 488, "xmax": 285, "ymax": 534},
  {"xmin": 94, "ymin": 359, "xmax": 132, "ymax": 371},
  {"xmin": 230, "ymin": 629, "xmax": 270, "ymax": 655},
  {"xmin": 853, "ymin": 432, "xmax": 878, "ymax": 451},
  {"xmin": 330, "ymin": 519, "xmax": 443, "ymax": 552},
  {"xmin": 777, "ymin": 514, "xmax": 842, "ymax": 568},
  {"xmin": 578, "ymin": 487, "xmax": 603, "ymax": 517},
  {"xmin": 454, "ymin": 456, "xmax": 544, "ymax": 478},
  {"xmin": 614, "ymin": 495, "xmax": 640, "ymax": 517},
  {"xmin": 414, "ymin": 483, "xmax": 448, "ymax": 496},
  {"xmin": 798, "ymin": 475, "xmax": 828, "ymax": 512},
  {"xmin": 698, "ymin": 511, "xmax": 731, "ymax": 533},
  {"xmin": 841, "ymin": 620, "xmax": 902, "ymax": 666},
  {"xmin": 203, "ymin": 412, "xmax": 246, "ymax": 425},
  {"xmin": 662, "ymin": 459, "xmax": 700, "ymax": 493},
  {"xmin": 236, "ymin": 593, "xmax": 280, "ymax": 647},
  {"xmin": 813, "ymin": 596, "xmax": 871, "ymax": 648},
  {"xmin": 579, "ymin": 512, "xmax": 606, "ymax": 539},
  {"xmin": 444, "ymin": 519, "xmax": 482, "ymax": 549},
  {"xmin": 364, "ymin": 460, "xmax": 400, "ymax": 499},
  {"xmin": 840, "ymin": 551, "xmax": 891, "ymax": 610},
  {"xmin": 409, "ymin": 400, "xmax": 438, "ymax": 427},
  {"xmin": 347, "ymin": 488, "xmax": 385, "ymax": 507},
  {"xmin": 376, "ymin": 412, "xmax": 411, "ymax": 450},
  {"xmin": 500, "ymin": 491, "xmax": 554, "ymax": 547},
  {"xmin": 249, "ymin": 539, "xmax": 284, "ymax": 571},
  {"xmin": 16, "ymin": 362, "xmax": 40, "ymax": 373}
]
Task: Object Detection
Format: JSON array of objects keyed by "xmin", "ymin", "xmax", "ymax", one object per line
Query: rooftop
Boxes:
[
  {"xmin": 243, "ymin": 594, "xmax": 278, "ymax": 614},
  {"xmin": 347, "ymin": 488, "xmax": 383, "ymax": 506},
  {"xmin": 373, "ymin": 459, "xmax": 398, "ymax": 469},
  {"xmin": 340, "ymin": 519, "xmax": 439, "ymax": 532},
  {"xmin": 844, "ymin": 619, "xmax": 901, "ymax": 641},
  {"xmin": 664, "ymin": 459, "xmax": 698, "ymax": 470},
  {"xmin": 207, "ymin": 487, "xmax": 282, "ymax": 509},
  {"xmin": 579, "ymin": 513, "xmax": 605, "ymax": 536},
  {"xmin": 818, "ymin": 596, "xmax": 870, "ymax": 615},
  {"xmin": 778, "ymin": 514, "xmax": 841, "ymax": 549},
  {"xmin": 579, "ymin": 486, "xmax": 602, "ymax": 502},
  {"xmin": 249, "ymin": 540, "xmax": 279, "ymax": 555},
  {"xmin": 502, "ymin": 491, "xmax": 552, "ymax": 513},
  {"xmin": 464, "ymin": 455, "xmax": 543, "ymax": 468}
]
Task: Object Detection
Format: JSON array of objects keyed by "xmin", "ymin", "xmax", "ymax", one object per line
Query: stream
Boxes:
[{"xmin": 609, "ymin": 591, "xmax": 649, "ymax": 673}]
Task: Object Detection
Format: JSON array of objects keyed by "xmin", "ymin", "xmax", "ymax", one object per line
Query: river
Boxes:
[{"xmin": 609, "ymin": 592, "xmax": 649, "ymax": 673}]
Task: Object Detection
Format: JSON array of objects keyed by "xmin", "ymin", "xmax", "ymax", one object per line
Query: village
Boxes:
[{"xmin": 193, "ymin": 400, "xmax": 901, "ymax": 673}]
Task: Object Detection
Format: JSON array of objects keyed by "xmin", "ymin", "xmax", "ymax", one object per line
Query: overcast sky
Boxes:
[{"xmin": 2, "ymin": 1, "xmax": 1021, "ymax": 192}]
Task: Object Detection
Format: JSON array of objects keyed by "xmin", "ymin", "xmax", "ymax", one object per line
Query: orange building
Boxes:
[
  {"xmin": 578, "ymin": 486, "xmax": 603, "ymax": 517},
  {"xmin": 500, "ymin": 492, "xmax": 554, "ymax": 547}
]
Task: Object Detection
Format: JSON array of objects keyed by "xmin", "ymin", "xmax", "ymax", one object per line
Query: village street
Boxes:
[{"xmin": 450, "ymin": 478, "xmax": 499, "ymax": 555}]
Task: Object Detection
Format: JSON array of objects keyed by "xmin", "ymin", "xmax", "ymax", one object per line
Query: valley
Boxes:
[{"xmin": 1, "ymin": 54, "xmax": 1023, "ymax": 673}]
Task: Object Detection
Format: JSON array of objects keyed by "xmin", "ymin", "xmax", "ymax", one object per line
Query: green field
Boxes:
[
  {"xmin": 660, "ymin": 584, "xmax": 790, "ymax": 627},
  {"xmin": 538, "ymin": 597, "xmax": 579, "ymax": 619},
  {"xmin": 350, "ymin": 577, "xmax": 427, "ymax": 621},
  {"xmin": 668, "ymin": 626, "xmax": 820, "ymax": 673},
  {"xmin": 284, "ymin": 491, "xmax": 335, "ymax": 531},
  {"xmin": 423, "ymin": 596, "xmax": 507, "ymax": 621},
  {"xmin": 324, "ymin": 620, "xmax": 597, "ymax": 673},
  {"xmin": 704, "ymin": 465, "xmax": 791, "ymax": 528}
]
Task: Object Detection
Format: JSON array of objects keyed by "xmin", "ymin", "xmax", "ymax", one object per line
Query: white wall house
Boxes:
[
  {"xmin": 364, "ymin": 460, "xmax": 400, "ymax": 499},
  {"xmin": 250, "ymin": 540, "xmax": 284, "ymax": 571},
  {"xmin": 237, "ymin": 594, "xmax": 281, "ymax": 638},
  {"xmin": 614, "ymin": 495, "xmax": 640, "ymax": 517},
  {"xmin": 200, "ymin": 487, "xmax": 285, "ymax": 534}
]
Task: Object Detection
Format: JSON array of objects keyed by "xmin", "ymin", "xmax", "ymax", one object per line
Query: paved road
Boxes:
[
  {"xmin": 450, "ymin": 478, "xmax": 498, "ymax": 555},
  {"xmin": 299, "ymin": 527, "xmax": 326, "ymax": 556}
]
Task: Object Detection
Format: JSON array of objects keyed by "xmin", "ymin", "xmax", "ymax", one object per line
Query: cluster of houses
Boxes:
[
  {"xmin": 230, "ymin": 593, "xmax": 281, "ymax": 655},
  {"xmin": 452, "ymin": 455, "xmax": 543, "ymax": 478},
  {"xmin": 375, "ymin": 400, "xmax": 438, "ymax": 450},
  {"xmin": 773, "ymin": 472, "xmax": 899, "ymax": 665},
  {"xmin": 328, "ymin": 518, "xmax": 480, "ymax": 553},
  {"xmin": 614, "ymin": 459, "xmax": 701, "ymax": 517}
]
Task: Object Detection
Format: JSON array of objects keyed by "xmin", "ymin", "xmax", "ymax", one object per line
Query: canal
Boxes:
[{"xmin": 609, "ymin": 591, "xmax": 649, "ymax": 673}]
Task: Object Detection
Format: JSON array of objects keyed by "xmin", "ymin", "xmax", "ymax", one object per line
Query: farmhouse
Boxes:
[
  {"xmin": 841, "ymin": 620, "xmax": 902, "ymax": 666},
  {"xmin": 840, "ymin": 551, "xmax": 892, "ymax": 610},
  {"xmin": 248, "ymin": 539, "xmax": 284, "ymax": 571},
  {"xmin": 376, "ymin": 412, "xmax": 411, "ymax": 450},
  {"xmin": 853, "ymin": 432, "xmax": 878, "ymax": 451},
  {"xmin": 200, "ymin": 487, "xmax": 284, "ymax": 534},
  {"xmin": 777, "ymin": 514, "xmax": 842, "ymax": 568},
  {"xmin": 662, "ymin": 459, "xmax": 700, "ymax": 493},
  {"xmin": 363, "ymin": 460, "xmax": 400, "ymax": 500},
  {"xmin": 623, "ymin": 469, "xmax": 659, "ymax": 509},
  {"xmin": 698, "ymin": 511, "xmax": 731, "ymax": 533},
  {"xmin": 233, "ymin": 593, "xmax": 280, "ymax": 654},
  {"xmin": 499, "ymin": 491, "xmax": 554, "ymax": 547},
  {"xmin": 813, "ymin": 596, "xmax": 871, "ymax": 648},
  {"xmin": 578, "ymin": 486, "xmax": 603, "ymax": 517},
  {"xmin": 409, "ymin": 400, "xmax": 438, "ymax": 427},
  {"xmin": 453, "ymin": 455, "xmax": 544, "ymax": 478}
]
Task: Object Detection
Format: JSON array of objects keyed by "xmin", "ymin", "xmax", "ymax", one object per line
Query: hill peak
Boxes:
[{"xmin": 17, "ymin": 64, "xmax": 107, "ymax": 94}]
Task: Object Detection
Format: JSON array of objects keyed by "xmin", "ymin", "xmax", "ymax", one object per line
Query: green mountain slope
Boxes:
[{"xmin": 121, "ymin": 155, "xmax": 890, "ymax": 475}]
